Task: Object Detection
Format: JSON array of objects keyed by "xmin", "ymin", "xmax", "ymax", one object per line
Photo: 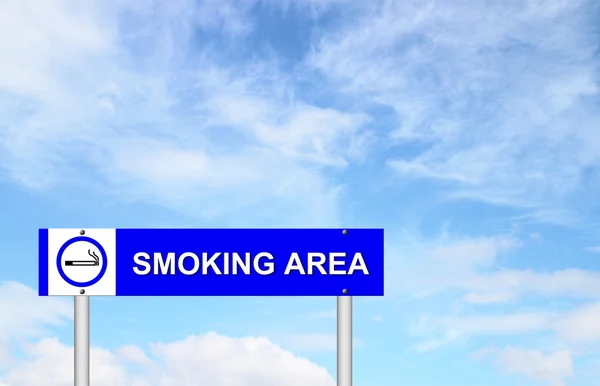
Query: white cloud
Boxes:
[
  {"xmin": 280, "ymin": 333, "xmax": 336, "ymax": 353},
  {"xmin": 1, "ymin": 333, "xmax": 334, "ymax": 386},
  {"xmin": 149, "ymin": 333, "xmax": 334, "ymax": 385},
  {"xmin": 477, "ymin": 346, "xmax": 573, "ymax": 386},
  {"xmin": 115, "ymin": 345, "xmax": 153, "ymax": 366},
  {"xmin": 554, "ymin": 302, "xmax": 600, "ymax": 342}
]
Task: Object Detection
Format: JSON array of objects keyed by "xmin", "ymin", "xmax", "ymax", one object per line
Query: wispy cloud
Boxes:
[
  {"xmin": 0, "ymin": 282, "xmax": 71, "ymax": 341},
  {"xmin": 2, "ymin": 0, "xmax": 598, "ymax": 228},
  {"xmin": 463, "ymin": 292, "xmax": 516, "ymax": 304},
  {"xmin": 308, "ymin": 0, "xmax": 600, "ymax": 226},
  {"xmin": 0, "ymin": 1, "xmax": 599, "ymax": 385},
  {"xmin": 0, "ymin": 0, "xmax": 372, "ymax": 226},
  {"xmin": 389, "ymin": 229, "xmax": 600, "ymax": 376}
]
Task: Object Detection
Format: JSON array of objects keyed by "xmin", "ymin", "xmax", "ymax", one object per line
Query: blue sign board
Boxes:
[{"xmin": 39, "ymin": 228, "xmax": 384, "ymax": 297}]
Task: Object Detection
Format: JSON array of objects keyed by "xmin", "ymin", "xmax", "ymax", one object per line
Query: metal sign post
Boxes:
[
  {"xmin": 337, "ymin": 295, "xmax": 352, "ymax": 386},
  {"xmin": 74, "ymin": 295, "xmax": 90, "ymax": 386}
]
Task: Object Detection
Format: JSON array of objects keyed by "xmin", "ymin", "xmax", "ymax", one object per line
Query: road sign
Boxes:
[{"xmin": 39, "ymin": 228, "xmax": 384, "ymax": 296}]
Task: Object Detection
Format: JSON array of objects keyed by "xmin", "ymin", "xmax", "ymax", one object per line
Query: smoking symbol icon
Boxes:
[{"xmin": 64, "ymin": 249, "xmax": 100, "ymax": 267}]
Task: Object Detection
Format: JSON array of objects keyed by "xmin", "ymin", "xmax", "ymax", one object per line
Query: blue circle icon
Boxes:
[{"xmin": 56, "ymin": 236, "xmax": 107, "ymax": 287}]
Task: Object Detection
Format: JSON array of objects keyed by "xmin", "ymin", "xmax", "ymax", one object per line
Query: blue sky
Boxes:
[{"xmin": 1, "ymin": 0, "xmax": 600, "ymax": 385}]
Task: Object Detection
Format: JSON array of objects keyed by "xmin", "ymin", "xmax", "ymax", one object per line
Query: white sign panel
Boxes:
[{"xmin": 43, "ymin": 229, "xmax": 116, "ymax": 296}]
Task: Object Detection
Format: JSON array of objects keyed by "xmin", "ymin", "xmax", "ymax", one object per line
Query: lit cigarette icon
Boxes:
[{"xmin": 65, "ymin": 249, "xmax": 100, "ymax": 267}]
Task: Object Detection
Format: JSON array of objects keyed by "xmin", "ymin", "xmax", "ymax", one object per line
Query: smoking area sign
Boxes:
[
  {"xmin": 39, "ymin": 228, "xmax": 384, "ymax": 297},
  {"xmin": 39, "ymin": 227, "xmax": 384, "ymax": 386}
]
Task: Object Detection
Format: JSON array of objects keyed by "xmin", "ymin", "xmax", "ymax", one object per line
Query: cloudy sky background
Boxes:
[{"xmin": 1, "ymin": 0, "xmax": 600, "ymax": 385}]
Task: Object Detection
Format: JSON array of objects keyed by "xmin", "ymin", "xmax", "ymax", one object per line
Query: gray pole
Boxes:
[
  {"xmin": 337, "ymin": 296, "xmax": 352, "ymax": 386},
  {"xmin": 74, "ymin": 295, "xmax": 90, "ymax": 386}
]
